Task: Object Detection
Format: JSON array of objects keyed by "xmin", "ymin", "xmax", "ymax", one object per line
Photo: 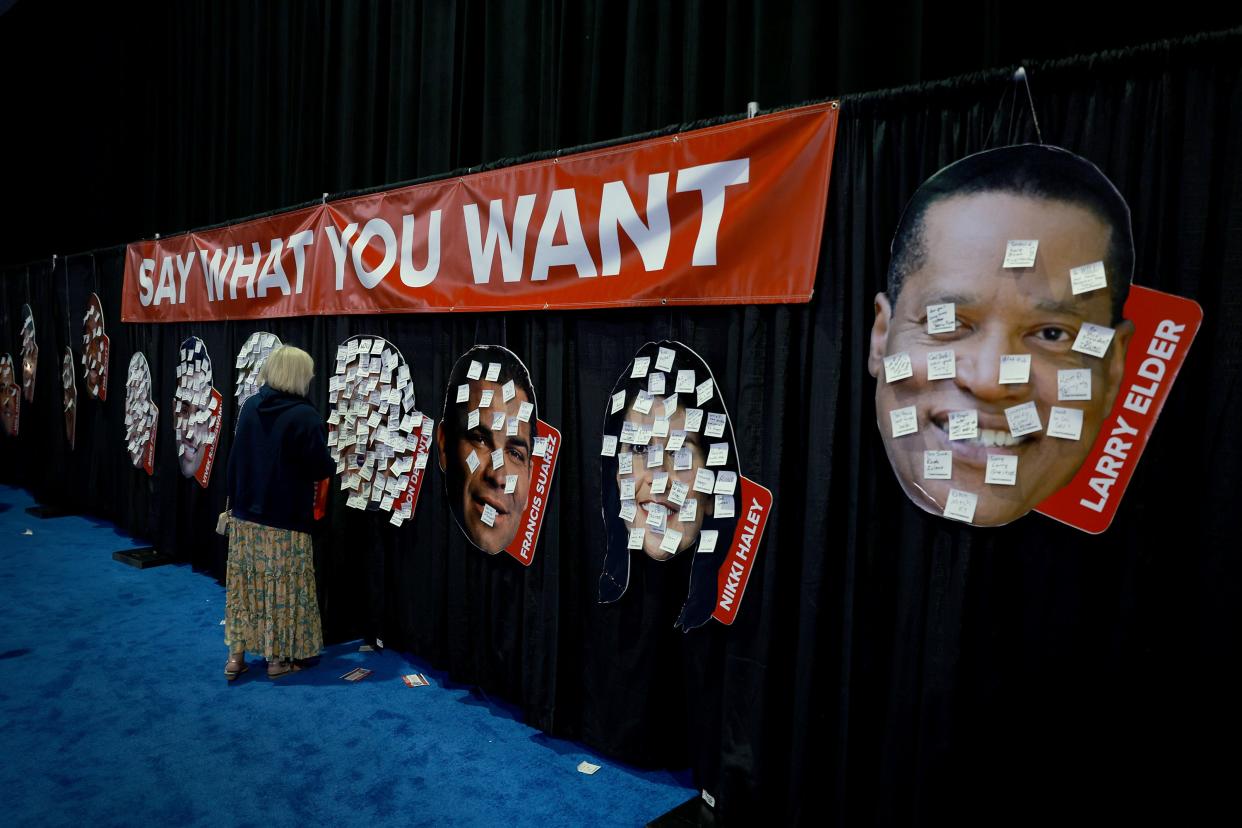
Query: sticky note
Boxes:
[
  {"xmin": 1047, "ymin": 406, "xmax": 1084, "ymax": 440},
  {"xmin": 683, "ymin": 409, "xmax": 704, "ymax": 433},
  {"xmin": 1057, "ymin": 369, "xmax": 1091, "ymax": 401},
  {"xmin": 948, "ymin": 410, "xmax": 977, "ymax": 441},
  {"xmin": 667, "ymin": 479, "xmax": 687, "ymax": 505},
  {"xmin": 631, "ymin": 357, "xmax": 650, "ymax": 378},
  {"xmin": 659, "ymin": 528, "xmax": 683, "ymax": 555},
  {"xmin": 601, "ymin": 435, "xmax": 618, "ymax": 457},
  {"xmin": 998, "ymin": 354, "xmax": 1031, "ymax": 384},
  {"xmin": 667, "ymin": 430, "xmax": 686, "ymax": 452},
  {"xmin": 502, "ymin": 379, "xmax": 516, "ymax": 402},
  {"xmin": 1004, "ymin": 401, "xmax": 1042, "ymax": 437},
  {"xmin": 679, "ymin": 498, "xmax": 698, "ymax": 522},
  {"xmin": 648, "ymin": 372, "xmax": 666, "ymax": 396},
  {"xmin": 698, "ymin": 530, "xmax": 719, "ymax": 555},
  {"xmin": 693, "ymin": 468, "xmax": 716, "ymax": 494},
  {"xmin": 504, "ymin": 475, "xmax": 517, "ymax": 494},
  {"xmin": 632, "ymin": 390, "xmax": 653, "ymax": 415},
  {"xmin": 713, "ymin": 470, "xmax": 737, "ymax": 496},
  {"xmin": 927, "ymin": 349, "xmax": 956, "ymax": 381},
  {"xmin": 619, "ymin": 422, "xmax": 641, "ymax": 444},
  {"xmin": 456, "ymin": 384, "xmax": 469, "ymax": 404},
  {"xmin": 884, "ymin": 352, "xmax": 913, "ymax": 383},
  {"xmin": 704, "ymin": 413, "xmax": 726, "ymax": 439},
  {"xmin": 620, "ymin": 502, "xmax": 637, "ymax": 522},
  {"xmin": 943, "ymin": 489, "xmax": 978, "ymax": 522},
  {"xmin": 479, "ymin": 389, "xmax": 494, "ymax": 408},
  {"xmin": 696, "ymin": 379, "xmax": 714, "ymax": 406},
  {"xmin": 923, "ymin": 450, "xmax": 952, "ymax": 480},
  {"xmin": 985, "ymin": 454, "xmax": 1018, "ymax": 485},
  {"xmin": 485, "ymin": 363, "xmax": 501, "ymax": 382},
  {"xmin": 1073, "ymin": 323, "xmax": 1115, "ymax": 358},
  {"xmin": 645, "ymin": 503, "xmax": 667, "ymax": 528},
  {"xmin": 491, "ymin": 449, "xmax": 504, "ymax": 470},
  {"xmin": 1003, "ymin": 239, "xmax": 1038, "ymax": 268},
  {"xmin": 662, "ymin": 394, "xmax": 678, "ymax": 418},
  {"xmin": 673, "ymin": 448, "xmax": 693, "ymax": 471},
  {"xmin": 467, "ymin": 360, "xmax": 483, "ymax": 380},
  {"xmin": 655, "ymin": 347, "xmax": 676, "ymax": 372},
  {"xmin": 675, "ymin": 370, "xmax": 696, "ymax": 393},
  {"xmin": 926, "ymin": 302, "xmax": 956, "ymax": 334},
  {"xmin": 652, "ymin": 417, "xmax": 670, "ymax": 438},
  {"xmin": 627, "ymin": 528, "xmax": 646, "ymax": 550},
  {"xmin": 707, "ymin": 442, "xmax": 729, "ymax": 467},
  {"xmin": 465, "ymin": 451, "xmax": 480, "ymax": 473},
  {"xmin": 518, "ymin": 401, "xmax": 534, "ymax": 422},
  {"xmin": 1069, "ymin": 261, "xmax": 1107, "ymax": 295},
  {"xmin": 492, "ymin": 411, "xmax": 506, "ymax": 431},
  {"xmin": 646, "ymin": 444, "xmax": 664, "ymax": 468},
  {"xmin": 714, "ymin": 495, "xmax": 735, "ymax": 519},
  {"xmin": 619, "ymin": 478, "xmax": 636, "ymax": 500},
  {"xmin": 481, "ymin": 504, "xmax": 497, "ymax": 527},
  {"xmin": 890, "ymin": 405, "xmax": 918, "ymax": 438},
  {"xmin": 652, "ymin": 473, "xmax": 669, "ymax": 496}
]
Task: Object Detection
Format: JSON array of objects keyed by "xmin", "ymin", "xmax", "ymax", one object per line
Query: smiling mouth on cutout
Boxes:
[{"xmin": 928, "ymin": 412, "xmax": 1035, "ymax": 466}]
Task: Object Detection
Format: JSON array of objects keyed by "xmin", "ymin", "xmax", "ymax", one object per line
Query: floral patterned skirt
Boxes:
[{"xmin": 224, "ymin": 518, "xmax": 323, "ymax": 660}]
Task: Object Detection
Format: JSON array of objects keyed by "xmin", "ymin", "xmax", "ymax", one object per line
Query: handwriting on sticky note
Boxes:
[
  {"xmin": 1069, "ymin": 261, "xmax": 1107, "ymax": 295},
  {"xmin": 884, "ymin": 352, "xmax": 913, "ymax": 383},
  {"xmin": 1046, "ymin": 406, "xmax": 1084, "ymax": 440},
  {"xmin": 926, "ymin": 302, "xmax": 956, "ymax": 334},
  {"xmin": 890, "ymin": 405, "xmax": 918, "ymax": 437},
  {"xmin": 1004, "ymin": 401, "xmax": 1042, "ymax": 437},
  {"xmin": 948, "ymin": 409, "xmax": 977, "ymax": 440},
  {"xmin": 1003, "ymin": 239, "xmax": 1038, "ymax": 268},
  {"xmin": 923, "ymin": 450, "xmax": 952, "ymax": 480},
  {"xmin": 1072, "ymin": 323, "xmax": 1115, "ymax": 358},
  {"xmin": 1057, "ymin": 369, "xmax": 1091, "ymax": 401},
  {"xmin": 707, "ymin": 442, "xmax": 729, "ymax": 467},
  {"xmin": 927, "ymin": 349, "xmax": 955, "ymax": 381},
  {"xmin": 943, "ymin": 489, "xmax": 977, "ymax": 522},
  {"xmin": 998, "ymin": 354, "xmax": 1031, "ymax": 384},
  {"xmin": 985, "ymin": 454, "xmax": 1017, "ymax": 485}
]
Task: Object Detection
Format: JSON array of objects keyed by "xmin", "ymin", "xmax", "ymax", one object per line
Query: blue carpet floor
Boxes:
[{"xmin": 0, "ymin": 485, "xmax": 692, "ymax": 827}]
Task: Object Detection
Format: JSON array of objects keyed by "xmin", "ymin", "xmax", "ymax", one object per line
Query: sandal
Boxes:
[
  {"xmin": 267, "ymin": 659, "xmax": 303, "ymax": 680},
  {"xmin": 225, "ymin": 655, "xmax": 248, "ymax": 680}
]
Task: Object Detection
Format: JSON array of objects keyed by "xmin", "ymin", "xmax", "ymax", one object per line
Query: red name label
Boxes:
[
  {"xmin": 712, "ymin": 476, "xmax": 772, "ymax": 625},
  {"xmin": 504, "ymin": 421, "xmax": 561, "ymax": 566}
]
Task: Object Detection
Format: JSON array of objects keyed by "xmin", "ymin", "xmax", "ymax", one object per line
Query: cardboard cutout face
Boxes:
[
  {"xmin": 234, "ymin": 332, "xmax": 281, "ymax": 432},
  {"xmin": 173, "ymin": 337, "xmax": 222, "ymax": 485},
  {"xmin": 0, "ymin": 354, "xmax": 20, "ymax": 437},
  {"xmin": 81, "ymin": 293, "xmax": 110, "ymax": 401},
  {"xmin": 870, "ymin": 145, "xmax": 1136, "ymax": 527},
  {"xmin": 598, "ymin": 341, "xmax": 747, "ymax": 631},
  {"xmin": 61, "ymin": 347, "xmax": 77, "ymax": 448},
  {"xmin": 123, "ymin": 353, "xmax": 157, "ymax": 474},
  {"xmin": 19, "ymin": 305, "xmax": 36, "ymax": 403},
  {"xmin": 437, "ymin": 346, "xmax": 539, "ymax": 555}
]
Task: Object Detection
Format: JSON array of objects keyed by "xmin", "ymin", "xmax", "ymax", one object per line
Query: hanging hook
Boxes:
[{"xmin": 1013, "ymin": 66, "xmax": 1044, "ymax": 145}]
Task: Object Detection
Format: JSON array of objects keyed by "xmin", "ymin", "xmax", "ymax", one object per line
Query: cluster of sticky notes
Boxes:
[
  {"xmin": 80, "ymin": 297, "xmax": 107, "ymax": 398},
  {"xmin": 61, "ymin": 348, "xmax": 76, "ymax": 412},
  {"xmin": 606, "ymin": 348, "xmax": 734, "ymax": 552},
  {"xmin": 234, "ymin": 332, "xmax": 281, "ymax": 423},
  {"xmin": 328, "ymin": 336, "xmax": 430, "ymax": 525},
  {"xmin": 19, "ymin": 306, "xmax": 36, "ymax": 397},
  {"xmin": 459, "ymin": 356, "xmax": 549, "ymax": 466},
  {"xmin": 123, "ymin": 352, "xmax": 157, "ymax": 464},
  {"xmin": 173, "ymin": 338, "xmax": 220, "ymax": 453}
]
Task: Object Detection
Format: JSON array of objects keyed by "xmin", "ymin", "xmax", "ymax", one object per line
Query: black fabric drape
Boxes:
[{"xmin": 3, "ymin": 16, "xmax": 1242, "ymax": 827}]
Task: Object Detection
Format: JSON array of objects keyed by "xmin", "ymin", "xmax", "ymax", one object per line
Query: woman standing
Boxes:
[{"xmin": 225, "ymin": 345, "xmax": 334, "ymax": 679}]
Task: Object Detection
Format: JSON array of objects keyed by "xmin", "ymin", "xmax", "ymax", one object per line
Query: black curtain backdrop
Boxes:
[{"xmin": 3, "ymin": 12, "xmax": 1242, "ymax": 827}]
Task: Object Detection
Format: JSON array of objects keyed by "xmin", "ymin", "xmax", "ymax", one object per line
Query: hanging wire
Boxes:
[{"xmin": 1014, "ymin": 66, "xmax": 1045, "ymax": 144}]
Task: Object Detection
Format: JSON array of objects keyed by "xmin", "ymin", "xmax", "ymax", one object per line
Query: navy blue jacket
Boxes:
[{"xmin": 227, "ymin": 385, "xmax": 334, "ymax": 533}]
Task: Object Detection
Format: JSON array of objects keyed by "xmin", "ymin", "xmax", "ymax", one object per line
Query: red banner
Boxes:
[
  {"xmin": 1036, "ymin": 286, "xmax": 1202, "ymax": 533},
  {"xmin": 121, "ymin": 103, "xmax": 838, "ymax": 322}
]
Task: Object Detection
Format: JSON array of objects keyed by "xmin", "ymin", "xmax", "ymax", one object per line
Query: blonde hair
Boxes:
[{"xmin": 260, "ymin": 345, "xmax": 314, "ymax": 396}]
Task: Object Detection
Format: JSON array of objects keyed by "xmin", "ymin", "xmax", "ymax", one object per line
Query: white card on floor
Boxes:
[
  {"xmin": 714, "ymin": 495, "xmax": 735, "ymax": 519},
  {"xmin": 631, "ymin": 357, "xmax": 650, "ymax": 378},
  {"xmin": 1058, "ymin": 368, "xmax": 1091, "ymax": 401},
  {"xmin": 466, "ymin": 451, "xmax": 480, "ymax": 473},
  {"xmin": 943, "ymin": 489, "xmax": 978, "ymax": 522},
  {"xmin": 481, "ymin": 504, "xmax": 497, "ymax": 527},
  {"xmin": 466, "ymin": 360, "xmax": 483, "ymax": 380},
  {"xmin": 655, "ymin": 346, "xmax": 676, "ymax": 372},
  {"xmin": 890, "ymin": 405, "xmax": 918, "ymax": 438},
  {"xmin": 884, "ymin": 352, "xmax": 913, "ymax": 383},
  {"xmin": 577, "ymin": 761, "xmax": 601, "ymax": 775},
  {"xmin": 707, "ymin": 442, "xmax": 729, "ymax": 467},
  {"xmin": 1005, "ymin": 401, "xmax": 1042, "ymax": 437},
  {"xmin": 948, "ymin": 409, "xmax": 977, "ymax": 440},
  {"xmin": 1003, "ymin": 239, "xmax": 1038, "ymax": 268},
  {"xmin": 1073, "ymin": 323, "xmax": 1115, "ymax": 358},
  {"xmin": 924, "ymin": 450, "xmax": 952, "ymax": 480},
  {"xmin": 601, "ymin": 435, "xmax": 618, "ymax": 457},
  {"xmin": 927, "ymin": 349, "xmax": 956, "ymax": 380},
  {"xmin": 926, "ymin": 302, "xmax": 956, "ymax": 334},
  {"xmin": 693, "ymin": 467, "xmax": 716, "ymax": 494},
  {"xmin": 697, "ymin": 530, "xmax": 719, "ymax": 555},
  {"xmin": 627, "ymin": 528, "xmax": 645, "ymax": 550},
  {"xmin": 985, "ymin": 454, "xmax": 1018, "ymax": 485},
  {"xmin": 998, "ymin": 354, "xmax": 1031, "ymax": 384},
  {"xmin": 659, "ymin": 528, "xmax": 683, "ymax": 555},
  {"xmin": 1047, "ymin": 406, "xmax": 1084, "ymax": 440},
  {"xmin": 1070, "ymin": 261, "xmax": 1107, "ymax": 295}
]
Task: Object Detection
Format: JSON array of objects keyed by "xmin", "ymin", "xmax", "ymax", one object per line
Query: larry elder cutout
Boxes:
[
  {"xmin": 437, "ymin": 345, "xmax": 539, "ymax": 555},
  {"xmin": 598, "ymin": 341, "xmax": 742, "ymax": 631},
  {"xmin": 869, "ymin": 145, "xmax": 1134, "ymax": 527}
]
